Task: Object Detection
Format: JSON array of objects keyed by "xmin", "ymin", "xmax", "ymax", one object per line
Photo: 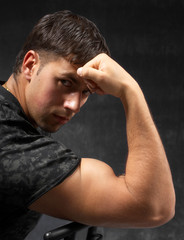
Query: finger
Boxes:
[
  {"xmin": 95, "ymin": 88, "xmax": 105, "ymax": 95},
  {"xmin": 85, "ymin": 83, "xmax": 105, "ymax": 95},
  {"xmin": 84, "ymin": 79, "xmax": 97, "ymax": 89},
  {"xmin": 77, "ymin": 66, "xmax": 104, "ymax": 84}
]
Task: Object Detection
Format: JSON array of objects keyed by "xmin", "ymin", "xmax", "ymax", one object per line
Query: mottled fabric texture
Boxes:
[{"xmin": 0, "ymin": 84, "xmax": 81, "ymax": 239}]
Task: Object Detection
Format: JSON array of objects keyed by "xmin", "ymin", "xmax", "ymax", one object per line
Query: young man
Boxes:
[{"xmin": 0, "ymin": 10, "xmax": 175, "ymax": 239}]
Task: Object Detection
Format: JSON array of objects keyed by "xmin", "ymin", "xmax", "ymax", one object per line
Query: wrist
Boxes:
[{"xmin": 119, "ymin": 78, "xmax": 141, "ymax": 102}]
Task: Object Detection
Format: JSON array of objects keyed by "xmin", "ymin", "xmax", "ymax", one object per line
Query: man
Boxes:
[{"xmin": 0, "ymin": 10, "xmax": 175, "ymax": 239}]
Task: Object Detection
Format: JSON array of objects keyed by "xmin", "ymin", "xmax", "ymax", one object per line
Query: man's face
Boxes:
[{"xmin": 25, "ymin": 57, "xmax": 91, "ymax": 132}]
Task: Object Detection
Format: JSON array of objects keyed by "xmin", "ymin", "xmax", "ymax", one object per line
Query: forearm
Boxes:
[{"xmin": 120, "ymin": 79, "xmax": 175, "ymax": 218}]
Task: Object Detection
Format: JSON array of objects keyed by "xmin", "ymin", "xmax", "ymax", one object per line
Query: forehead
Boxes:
[{"xmin": 43, "ymin": 56, "xmax": 86, "ymax": 87}]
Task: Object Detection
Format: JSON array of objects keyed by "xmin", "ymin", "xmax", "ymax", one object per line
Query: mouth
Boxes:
[{"xmin": 53, "ymin": 114, "xmax": 70, "ymax": 125}]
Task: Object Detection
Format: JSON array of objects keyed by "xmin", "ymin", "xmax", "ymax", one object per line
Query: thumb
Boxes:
[
  {"xmin": 76, "ymin": 67, "xmax": 83, "ymax": 76},
  {"xmin": 77, "ymin": 66, "xmax": 103, "ymax": 83}
]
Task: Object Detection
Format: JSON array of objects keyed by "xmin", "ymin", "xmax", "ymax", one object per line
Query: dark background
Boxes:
[{"xmin": 0, "ymin": 0, "xmax": 183, "ymax": 239}]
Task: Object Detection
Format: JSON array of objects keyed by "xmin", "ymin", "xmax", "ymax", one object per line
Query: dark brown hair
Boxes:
[{"xmin": 13, "ymin": 10, "xmax": 110, "ymax": 76}]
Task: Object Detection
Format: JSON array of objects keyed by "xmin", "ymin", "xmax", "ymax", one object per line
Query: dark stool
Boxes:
[{"xmin": 43, "ymin": 222, "xmax": 103, "ymax": 240}]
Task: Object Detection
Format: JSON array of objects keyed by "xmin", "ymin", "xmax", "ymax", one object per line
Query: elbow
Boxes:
[
  {"xmin": 151, "ymin": 205, "xmax": 175, "ymax": 227},
  {"xmin": 156, "ymin": 201, "xmax": 175, "ymax": 227},
  {"xmin": 141, "ymin": 195, "xmax": 176, "ymax": 227},
  {"xmin": 111, "ymin": 194, "xmax": 175, "ymax": 229},
  {"xmin": 153, "ymin": 190, "xmax": 176, "ymax": 227}
]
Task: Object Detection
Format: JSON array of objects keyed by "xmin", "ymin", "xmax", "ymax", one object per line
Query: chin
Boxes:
[{"xmin": 38, "ymin": 124, "xmax": 62, "ymax": 134}]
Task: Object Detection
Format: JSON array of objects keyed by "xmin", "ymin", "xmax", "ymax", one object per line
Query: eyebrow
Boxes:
[{"xmin": 58, "ymin": 72, "xmax": 78, "ymax": 84}]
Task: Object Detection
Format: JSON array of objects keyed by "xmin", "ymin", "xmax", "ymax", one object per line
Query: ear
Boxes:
[{"xmin": 22, "ymin": 50, "xmax": 39, "ymax": 81}]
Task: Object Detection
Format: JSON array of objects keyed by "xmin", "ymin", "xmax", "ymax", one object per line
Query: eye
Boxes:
[
  {"xmin": 61, "ymin": 79, "xmax": 72, "ymax": 87},
  {"xmin": 82, "ymin": 88, "xmax": 92, "ymax": 97}
]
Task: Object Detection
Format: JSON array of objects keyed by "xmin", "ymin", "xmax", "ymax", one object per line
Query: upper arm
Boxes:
[{"xmin": 28, "ymin": 158, "xmax": 163, "ymax": 228}]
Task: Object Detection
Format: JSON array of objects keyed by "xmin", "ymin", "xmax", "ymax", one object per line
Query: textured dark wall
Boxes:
[{"xmin": 0, "ymin": 0, "xmax": 183, "ymax": 239}]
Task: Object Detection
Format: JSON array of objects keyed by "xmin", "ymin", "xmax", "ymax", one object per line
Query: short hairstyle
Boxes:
[{"xmin": 13, "ymin": 10, "xmax": 110, "ymax": 76}]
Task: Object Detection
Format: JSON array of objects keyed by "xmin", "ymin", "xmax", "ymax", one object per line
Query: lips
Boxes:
[{"xmin": 53, "ymin": 114, "xmax": 69, "ymax": 125}]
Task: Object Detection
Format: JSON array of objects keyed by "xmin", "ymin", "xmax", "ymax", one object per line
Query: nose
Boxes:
[{"xmin": 63, "ymin": 92, "xmax": 81, "ymax": 113}]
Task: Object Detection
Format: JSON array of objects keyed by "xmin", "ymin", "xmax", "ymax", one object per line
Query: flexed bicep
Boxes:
[{"xmin": 28, "ymin": 157, "xmax": 167, "ymax": 228}]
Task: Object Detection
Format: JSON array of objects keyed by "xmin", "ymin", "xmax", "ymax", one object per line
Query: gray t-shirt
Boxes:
[{"xmin": 0, "ymin": 84, "xmax": 81, "ymax": 239}]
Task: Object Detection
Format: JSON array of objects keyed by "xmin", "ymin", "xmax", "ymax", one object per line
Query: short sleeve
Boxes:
[{"xmin": 1, "ymin": 133, "xmax": 81, "ymax": 208}]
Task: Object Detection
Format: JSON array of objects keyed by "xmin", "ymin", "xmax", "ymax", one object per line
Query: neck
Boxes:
[
  {"xmin": 3, "ymin": 74, "xmax": 28, "ymax": 116},
  {"xmin": 3, "ymin": 74, "xmax": 18, "ymax": 96}
]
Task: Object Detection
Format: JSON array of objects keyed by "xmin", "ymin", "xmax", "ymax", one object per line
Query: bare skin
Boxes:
[{"xmin": 4, "ymin": 51, "xmax": 175, "ymax": 228}]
